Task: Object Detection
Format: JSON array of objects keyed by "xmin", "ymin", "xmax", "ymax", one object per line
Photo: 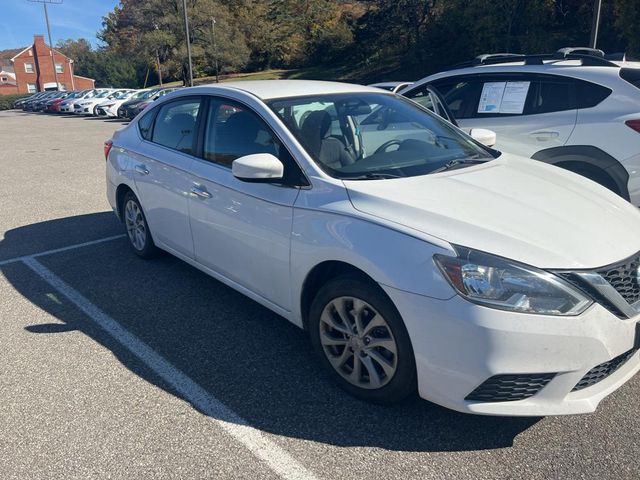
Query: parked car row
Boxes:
[
  {"xmin": 13, "ymin": 86, "xmax": 181, "ymax": 119},
  {"xmin": 370, "ymin": 47, "xmax": 640, "ymax": 206}
]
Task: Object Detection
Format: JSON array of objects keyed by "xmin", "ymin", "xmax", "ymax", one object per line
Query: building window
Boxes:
[
  {"xmin": 27, "ymin": 83, "xmax": 37, "ymax": 93},
  {"xmin": 55, "ymin": 63, "xmax": 63, "ymax": 73},
  {"xmin": 24, "ymin": 63, "xmax": 34, "ymax": 73}
]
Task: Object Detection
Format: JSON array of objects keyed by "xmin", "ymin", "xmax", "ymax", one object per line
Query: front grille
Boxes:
[
  {"xmin": 572, "ymin": 348, "xmax": 638, "ymax": 391},
  {"xmin": 465, "ymin": 373, "xmax": 556, "ymax": 402},
  {"xmin": 597, "ymin": 254, "xmax": 640, "ymax": 306}
]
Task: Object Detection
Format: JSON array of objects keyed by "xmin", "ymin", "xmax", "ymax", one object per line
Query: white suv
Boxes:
[{"xmin": 401, "ymin": 49, "xmax": 640, "ymax": 205}]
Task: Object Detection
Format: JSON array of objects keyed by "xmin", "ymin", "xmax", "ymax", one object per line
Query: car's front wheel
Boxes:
[
  {"xmin": 308, "ymin": 274, "xmax": 416, "ymax": 404},
  {"xmin": 122, "ymin": 191, "xmax": 159, "ymax": 259}
]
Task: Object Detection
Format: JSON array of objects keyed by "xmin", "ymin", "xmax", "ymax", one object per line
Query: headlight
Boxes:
[{"xmin": 434, "ymin": 247, "xmax": 592, "ymax": 316}]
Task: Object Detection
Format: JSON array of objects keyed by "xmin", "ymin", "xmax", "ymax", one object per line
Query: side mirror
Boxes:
[
  {"xmin": 470, "ymin": 128, "xmax": 497, "ymax": 147},
  {"xmin": 232, "ymin": 153, "xmax": 284, "ymax": 182}
]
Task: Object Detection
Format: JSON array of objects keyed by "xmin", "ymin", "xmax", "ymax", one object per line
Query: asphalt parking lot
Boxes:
[{"xmin": 1, "ymin": 109, "xmax": 639, "ymax": 480}]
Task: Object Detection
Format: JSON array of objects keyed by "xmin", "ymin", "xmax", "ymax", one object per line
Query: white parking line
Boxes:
[
  {"xmin": 0, "ymin": 234, "xmax": 126, "ymax": 267},
  {"xmin": 22, "ymin": 257, "xmax": 318, "ymax": 480}
]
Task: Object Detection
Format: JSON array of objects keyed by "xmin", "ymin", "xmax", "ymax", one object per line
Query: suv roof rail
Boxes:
[
  {"xmin": 556, "ymin": 47, "xmax": 605, "ymax": 58},
  {"xmin": 474, "ymin": 53, "xmax": 523, "ymax": 64},
  {"xmin": 445, "ymin": 52, "xmax": 619, "ymax": 71}
]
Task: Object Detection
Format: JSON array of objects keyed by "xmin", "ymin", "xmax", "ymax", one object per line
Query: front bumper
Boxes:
[{"xmin": 383, "ymin": 285, "xmax": 640, "ymax": 416}]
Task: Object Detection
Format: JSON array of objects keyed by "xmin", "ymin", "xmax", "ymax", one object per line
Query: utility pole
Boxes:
[
  {"xmin": 28, "ymin": 0, "xmax": 63, "ymax": 91},
  {"xmin": 156, "ymin": 50, "xmax": 163, "ymax": 86},
  {"xmin": 182, "ymin": 0, "xmax": 194, "ymax": 87},
  {"xmin": 211, "ymin": 17, "xmax": 219, "ymax": 83},
  {"xmin": 589, "ymin": 0, "xmax": 602, "ymax": 49}
]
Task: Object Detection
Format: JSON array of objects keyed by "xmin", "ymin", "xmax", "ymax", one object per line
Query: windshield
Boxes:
[
  {"xmin": 139, "ymin": 89, "xmax": 160, "ymax": 100},
  {"xmin": 95, "ymin": 90, "xmax": 112, "ymax": 98},
  {"xmin": 268, "ymin": 93, "xmax": 496, "ymax": 179},
  {"xmin": 129, "ymin": 90, "xmax": 148, "ymax": 100},
  {"xmin": 113, "ymin": 90, "xmax": 132, "ymax": 99}
]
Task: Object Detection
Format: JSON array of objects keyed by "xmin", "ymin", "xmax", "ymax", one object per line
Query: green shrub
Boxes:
[{"xmin": 0, "ymin": 94, "xmax": 31, "ymax": 111}]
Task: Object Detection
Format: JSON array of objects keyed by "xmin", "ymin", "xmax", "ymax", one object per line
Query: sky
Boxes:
[{"xmin": 0, "ymin": 0, "xmax": 119, "ymax": 50}]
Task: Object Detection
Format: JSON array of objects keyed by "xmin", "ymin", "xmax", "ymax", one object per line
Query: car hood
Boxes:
[{"xmin": 344, "ymin": 154, "xmax": 640, "ymax": 269}]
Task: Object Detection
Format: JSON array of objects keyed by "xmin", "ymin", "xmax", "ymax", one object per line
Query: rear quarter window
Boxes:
[
  {"xmin": 575, "ymin": 79, "xmax": 612, "ymax": 109},
  {"xmin": 620, "ymin": 68, "xmax": 640, "ymax": 90}
]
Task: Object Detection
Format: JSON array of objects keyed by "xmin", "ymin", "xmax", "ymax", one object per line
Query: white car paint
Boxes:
[
  {"xmin": 96, "ymin": 90, "xmax": 147, "ymax": 117},
  {"xmin": 74, "ymin": 89, "xmax": 120, "ymax": 115},
  {"xmin": 106, "ymin": 80, "xmax": 640, "ymax": 416}
]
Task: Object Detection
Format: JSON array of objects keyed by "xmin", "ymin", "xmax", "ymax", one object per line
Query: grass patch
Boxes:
[{"xmin": 149, "ymin": 57, "xmax": 412, "ymax": 89}]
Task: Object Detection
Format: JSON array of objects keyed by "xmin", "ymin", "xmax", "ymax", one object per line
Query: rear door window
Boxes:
[
  {"xmin": 527, "ymin": 78, "xmax": 575, "ymax": 114},
  {"xmin": 151, "ymin": 97, "xmax": 202, "ymax": 154}
]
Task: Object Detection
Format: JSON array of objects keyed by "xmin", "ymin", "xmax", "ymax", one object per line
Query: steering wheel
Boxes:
[{"xmin": 374, "ymin": 139, "xmax": 403, "ymax": 155}]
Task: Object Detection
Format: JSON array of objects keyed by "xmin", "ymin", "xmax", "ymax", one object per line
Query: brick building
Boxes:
[{"xmin": 0, "ymin": 35, "xmax": 94, "ymax": 95}]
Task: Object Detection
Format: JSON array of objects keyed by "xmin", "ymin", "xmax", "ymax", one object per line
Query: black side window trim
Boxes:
[{"xmin": 197, "ymin": 95, "xmax": 310, "ymax": 187}]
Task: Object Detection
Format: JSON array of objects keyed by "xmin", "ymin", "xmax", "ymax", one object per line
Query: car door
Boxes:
[
  {"xmin": 406, "ymin": 74, "xmax": 578, "ymax": 157},
  {"xmin": 130, "ymin": 96, "xmax": 204, "ymax": 258},
  {"xmin": 187, "ymin": 97, "xmax": 305, "ymax": 310},
  {"xmin": 401, "ymin": 84, "xmax": 458, "ymax": 126}
]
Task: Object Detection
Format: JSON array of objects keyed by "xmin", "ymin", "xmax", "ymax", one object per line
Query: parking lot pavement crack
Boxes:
[{"xmin": 20, "ymin": 256, "xmax": 319, "ymax": 480}]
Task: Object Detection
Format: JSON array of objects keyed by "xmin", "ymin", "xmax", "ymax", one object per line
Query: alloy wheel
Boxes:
[
  {"xmin": 319, "ymin": 296, "xmax": 398, "ymax": 389},
  {"xmin": 124, "ymin": 199, "xmax": 147, "ymax": 251}
]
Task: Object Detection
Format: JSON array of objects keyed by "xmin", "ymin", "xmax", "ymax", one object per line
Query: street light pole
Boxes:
[
  {"xmin": 211, "ymin": 17, "xmax": 219, "ymax": 83},
  {"xmin": 181, "ymin": 0, "xmax": 194, "ymax": 87},
  {"xmin": 589, "ymin": 0, "xmax": 602, "ymax": 49},
  {"xmin": 28, "ymin": 0, "xmax": 63, "ymax": 91}
]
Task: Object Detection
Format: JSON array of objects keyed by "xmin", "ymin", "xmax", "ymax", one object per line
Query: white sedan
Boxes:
[
  {"xmin": 96, "ymin": 89, "xmax": 149, "ymax": 117},
  {"xmin": 105, "ymin": 80, "xmax": 640, "ymax": 416}
]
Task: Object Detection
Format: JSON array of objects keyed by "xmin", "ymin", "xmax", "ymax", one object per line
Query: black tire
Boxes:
[
  {"xmin": 308, "ymin": 274, "xmax": 417, "ymax": 405},
  {"xmin": 121, "ymin": 191, "xmax": 160, "ymax": 259}
]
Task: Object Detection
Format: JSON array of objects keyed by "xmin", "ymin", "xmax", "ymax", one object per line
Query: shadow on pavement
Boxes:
[{"xmin": 1, "ymin": 213, "xmax": 540, "ymax": 452}]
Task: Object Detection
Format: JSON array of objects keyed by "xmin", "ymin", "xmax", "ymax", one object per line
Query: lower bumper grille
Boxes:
[
  {"xmin": 465, "ymin": 373, "xmax": 556, "ymax": 402},
  {"xmin": 572, "ymin": 348, "xmax": 638, "ymax": 391}
]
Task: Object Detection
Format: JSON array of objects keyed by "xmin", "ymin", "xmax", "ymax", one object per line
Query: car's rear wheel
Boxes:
[
  {"xmin": 122, "ymin": 191, "xmax": 159, "ymax": 259},
  {"xmin": 308, "ymin": 274, "xmax": 416, "ymax": 404}
]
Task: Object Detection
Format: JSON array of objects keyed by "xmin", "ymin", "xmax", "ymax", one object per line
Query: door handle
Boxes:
[
  {"xmin": 134, "ymin": 164, "xmax": 149, "ymax": 175},
  {"xmin": 530, "ymin": 131, "xmax": 559, "ymax": 141},
  {"xmin": 190, "ymin": 185, "xmax": 212, "ymax": 199}
]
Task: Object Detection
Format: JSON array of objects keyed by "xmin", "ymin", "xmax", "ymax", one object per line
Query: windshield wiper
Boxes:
[
  {"xmin": 343, "ymin": 172, "xmax": 403, "ymax": 180},
  {"xmin": 430, "ymin": 158, "xmax": 488, "ymax": 174}
]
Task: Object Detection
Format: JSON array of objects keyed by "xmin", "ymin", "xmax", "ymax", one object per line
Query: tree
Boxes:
[{"xmin": 614, "ymin": 0, "xmax": 640, "ymax": 57}]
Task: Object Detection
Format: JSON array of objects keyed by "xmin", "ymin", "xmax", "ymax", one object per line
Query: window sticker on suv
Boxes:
[{"xmin": 478, "ymin": 81, "xmax": 530, "ymax": 114}]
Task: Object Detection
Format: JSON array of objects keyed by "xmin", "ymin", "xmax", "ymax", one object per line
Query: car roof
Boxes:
[
  {"xmin": 416, "ymin": 60, "xmax": 625, "ymax": 87},
  {"xmin": 196, "ymin": 80, "xmax": 383, "ymax": 100}
]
